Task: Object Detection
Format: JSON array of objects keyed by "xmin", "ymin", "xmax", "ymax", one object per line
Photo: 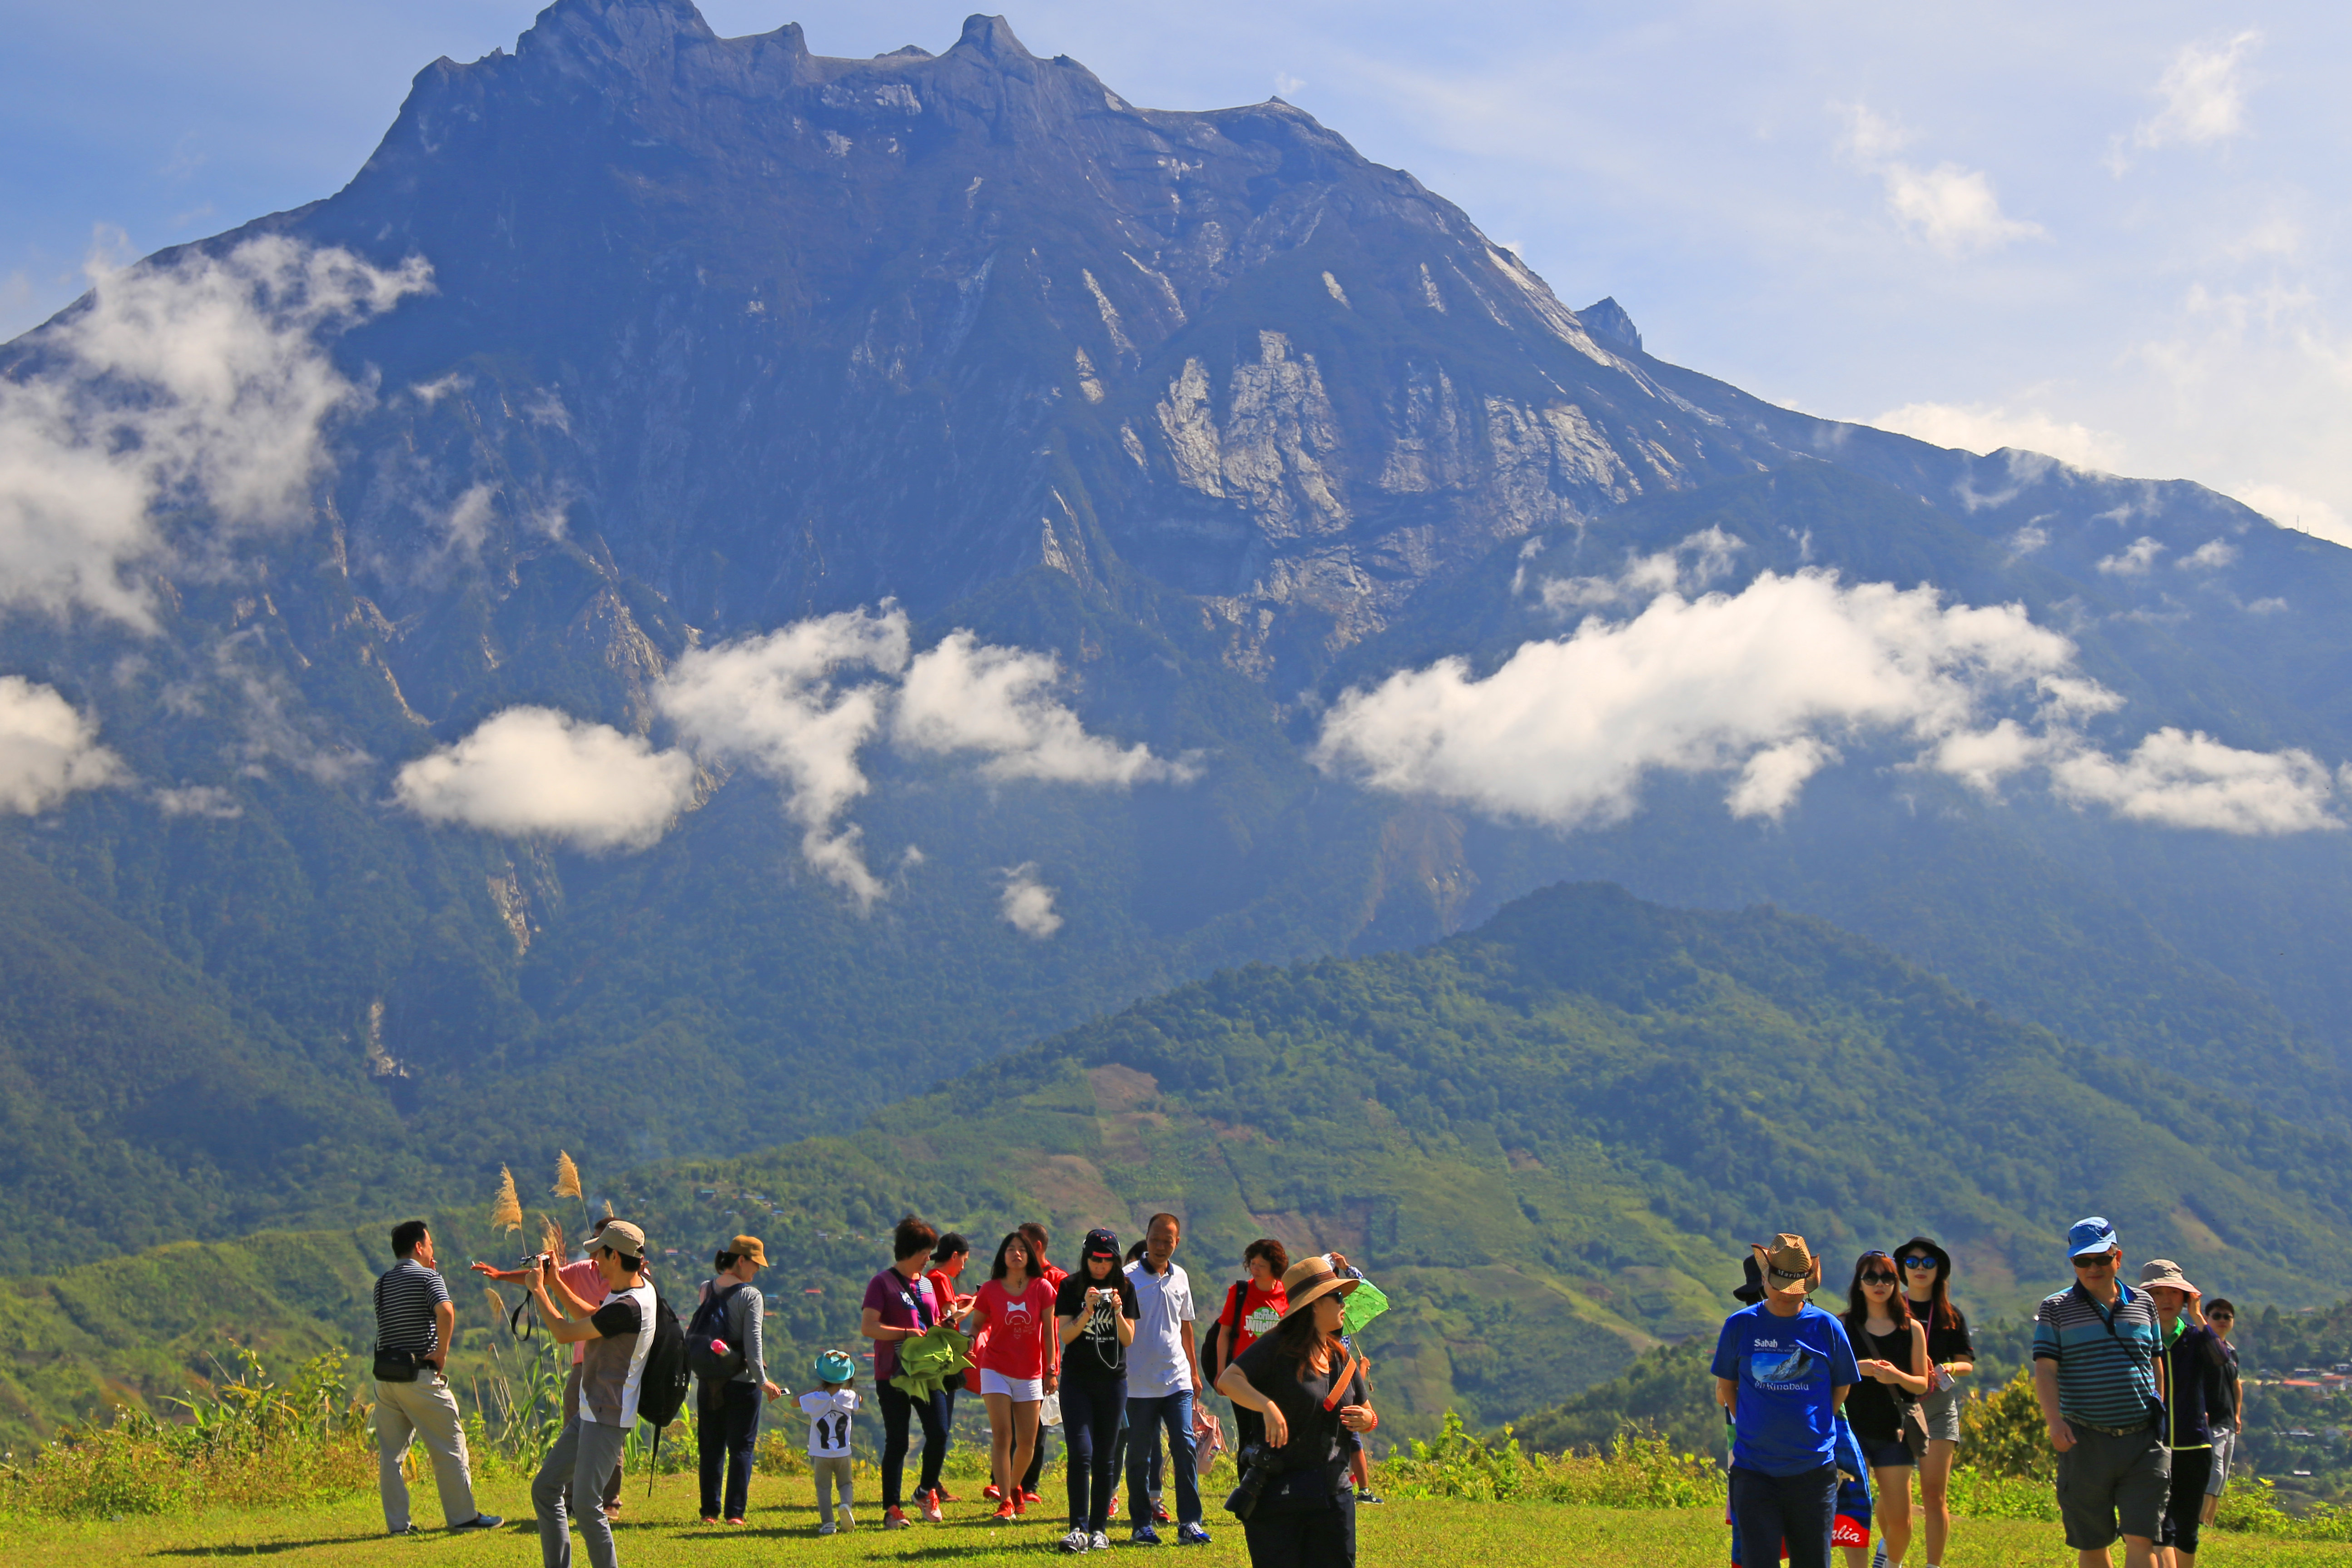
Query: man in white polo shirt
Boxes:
[{"xmin": 1124, "ymin": 1212, "xmax": 1211, "ymax": 1546}]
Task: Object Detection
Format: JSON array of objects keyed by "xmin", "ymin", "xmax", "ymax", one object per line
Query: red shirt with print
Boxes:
[
  {"xmin": 1224, "ymin": 1280, "xmax": 1290, "ymax": 1360},
  {"xmin": 975, "ymin": 1276, "xmax": 1060, "ymax": 1379}
]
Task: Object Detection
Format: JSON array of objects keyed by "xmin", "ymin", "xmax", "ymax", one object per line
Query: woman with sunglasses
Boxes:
[
  {"xmin": 1841, "ymin": 1250, "xmax": 1930, "ymax": 1568},
  {"xmin": 1893, "ymin": 1236, "xmax": 1975, "ymax": 1568}
]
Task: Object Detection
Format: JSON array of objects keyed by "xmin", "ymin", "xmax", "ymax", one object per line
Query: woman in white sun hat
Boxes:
[{"xmin": 2140, "ymin": 1258, "xmax": 2233, "ymax": 1568}]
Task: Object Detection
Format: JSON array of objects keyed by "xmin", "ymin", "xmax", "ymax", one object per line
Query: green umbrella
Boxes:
[{"xmin": 1341, "ymin": 1279, "xmax": 1389, "ymax": 1337}]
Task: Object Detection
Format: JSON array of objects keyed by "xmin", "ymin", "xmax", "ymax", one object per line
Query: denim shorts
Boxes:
[{"xmin": 1858, "ymin": 1434, "xmax": 1914, "ymax": 1470}]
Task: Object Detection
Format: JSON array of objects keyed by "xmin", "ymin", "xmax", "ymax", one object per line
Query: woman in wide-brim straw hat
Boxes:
[{"xmin": 1216, "ymin": 1254, "xmax": 1379, "ymax": 1568}]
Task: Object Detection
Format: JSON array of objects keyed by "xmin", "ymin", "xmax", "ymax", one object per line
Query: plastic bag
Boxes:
[{"xmin": 1041, "ymin": 1391, "xmax": 1063, "ymax": 1429}]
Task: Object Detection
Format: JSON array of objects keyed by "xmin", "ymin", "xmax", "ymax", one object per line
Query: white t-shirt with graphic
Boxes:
[{"xmin": 799, "ymin": 1387, "xmax": 858, "ymax": 1458}]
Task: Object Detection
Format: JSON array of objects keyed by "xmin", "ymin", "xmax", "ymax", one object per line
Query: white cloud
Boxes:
[
  {"xmin": 392, "ymin": 706, "xmax": 696, "ymax": 852},
  {"xmin": 1539, "ymin": 526, "xmax": 1743, "ymax": 613},
  {"xmin": 2097, "ymin": 537, "xmax": 2165, "ymax": 576},
  {"xmin": 2177, "ymin": 538, "xmax": 2238, "ymax": 570},
  {"xmin": 2007, "ymin": 525, "xmax": 2050, "ymax": 556},
  {"xmin": 0, "ymin": 675, "xmax": 122, "ymax": 813},
  {"xmin": 0, "ymin": 236, "xmax": 430, "ymax": 628},
  {"xmin": 1870, "ymin": 402, "xmax": 2126, "ymax": 471},
  {"xmin": 2134, "ymin": 32, "xmax": 2262, "ymax": 151},
  {"xmin": 1316, "ymin": 568, "xmax": 2087, "ymax": 829},
  {"xmin": 1315, "ymin": 567, "xmax": 2335, "ymax": 837},
  {"xmin": 998, "ymin": 863, "xmax": 1063, "ymax": 938},
  {"xmin": 154, "ymin": 783, "xmax": 241, "ymax": 819},
  {"xmin": 655, "ymin": 605, "xmax": 912, "ymax": 906},
  {"xmin": 1837, "ymin": 104, "xmax": 2043, "ymax": 256},
  {"xmin": 2232, "ymin": 483, "xmax": 2352, "ymax": 550},
  {"xmin": 2051, "ymin": 726, "xmax": 2334, "ymax": 834},
  {"xmin": 893, "ymin": 630, "xmax": 1192, "ymax": 785}
]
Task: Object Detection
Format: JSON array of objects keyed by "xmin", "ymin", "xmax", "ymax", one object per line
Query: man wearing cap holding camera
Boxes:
[
  {"xmin": 2033, "ymin": 1217, "xmax": 2169, "ymax": 1568},
  {"xmin": 1711, "ymin": 1234, "xmax": 1859, "ymax": 1568},
  {"xmin": 529, "ymin": 1219, "xmax": 657, "ymax": 1568}
]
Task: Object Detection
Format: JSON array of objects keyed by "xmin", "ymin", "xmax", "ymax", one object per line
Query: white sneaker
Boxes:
[
  {"xmin": 1090, "ymin": 1531, "xmax": 1111, "ymax": 1552},
  {"xmin": 1060, "ymin": 1528, "xmax": 1092, "ymax": 1553},
  {"xmin": 837, "ymin": 1503, "xmax": 855, "ymax": 1532},
  {"xmin": 818, "ymin": 1522, "xmax": 837, "ymax": 1537}
]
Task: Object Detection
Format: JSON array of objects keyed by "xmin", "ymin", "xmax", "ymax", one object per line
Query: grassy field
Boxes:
[{"xmin": 25, "ymin": 1477, "xmax": 2352, "ymax": 1568}]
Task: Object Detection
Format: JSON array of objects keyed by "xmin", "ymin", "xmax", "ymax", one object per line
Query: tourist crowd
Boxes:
[{"xmin": 367, "ymin": 1207, "xmax": 2242, "ymax": 1568}]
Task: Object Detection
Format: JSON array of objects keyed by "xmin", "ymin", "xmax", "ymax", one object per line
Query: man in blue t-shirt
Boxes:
[{"xmin": 1712, "ymin": 1233, "xmax": 1859, "ymax": 1568}]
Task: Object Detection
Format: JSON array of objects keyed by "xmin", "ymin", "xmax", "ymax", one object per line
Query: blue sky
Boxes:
[{"xmin": 6, "ymin": 1, "xmax": 2347, "ymax": 541}]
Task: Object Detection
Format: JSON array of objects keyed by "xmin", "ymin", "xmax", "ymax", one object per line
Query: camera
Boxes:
[{"xmin": 1224, "ymin": 1442, "xmax": 1276, "ymax": 1521}]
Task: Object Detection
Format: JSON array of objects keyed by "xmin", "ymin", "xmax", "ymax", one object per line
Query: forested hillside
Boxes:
[{"xmin": 18, "ymin": 880, "xmax": 2352, "ymax": 1450}]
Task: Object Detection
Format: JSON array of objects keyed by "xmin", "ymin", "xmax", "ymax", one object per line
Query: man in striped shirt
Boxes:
[
  {"xmin": 373, "ymin": 1220, "xmax": 501, "ymax": 1536},
  {"xmin": 2032, "ymin": 1216, "xmax": 2168, "ymax": 1568}
]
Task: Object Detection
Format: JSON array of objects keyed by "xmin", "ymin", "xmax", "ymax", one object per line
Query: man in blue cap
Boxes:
[{"xmin": 2031, "ymin": 1217, "xmax": 2169, "ymax": 1568}]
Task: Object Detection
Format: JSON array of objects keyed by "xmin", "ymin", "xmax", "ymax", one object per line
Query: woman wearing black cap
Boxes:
[
  {"xmin": 1054, "ymin": 1228, "xmax": 1139, "ymax": 1553},
  {"xmin": 1216, "ymin": 1255, "xmax": 1378, "ymax": 1568},
  {"xmin": 1894, "ymin": 1236, "xmax": 1975, "ymax": 1568}
]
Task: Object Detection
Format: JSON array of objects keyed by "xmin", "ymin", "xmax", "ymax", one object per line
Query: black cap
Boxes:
[{"xmin": 1082, "ymin": 1226, "xmax": 1120, "ymax": 1260}]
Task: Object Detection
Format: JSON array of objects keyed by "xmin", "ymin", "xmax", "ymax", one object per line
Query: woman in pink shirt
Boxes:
[{"xmin": 960, "ymin": 1231, "xmax": 1060, "ymax": 1522}]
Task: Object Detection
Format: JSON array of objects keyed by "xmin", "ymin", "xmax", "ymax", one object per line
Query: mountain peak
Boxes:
[
  {"xmin": 1577, "ymin": 296, "xmax": 1642, "ymax": 353},
  {"xmin": 951, "ymin": 14, "xmax": 1034, "ymax": 62}
]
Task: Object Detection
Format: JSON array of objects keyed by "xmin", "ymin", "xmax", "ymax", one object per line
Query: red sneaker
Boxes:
[
  {"xmin": 883, "ymin": 1507, "xmax": 911, "ymax": 1530},
  {"xmin": 1106, "ymin": 1494, "xmax": 1119, "ymax": 1518},
  {"xmin": 1012, "ymin": 1494, "xmax": 1030, "ymax": 1517},
  {"xmin": 1152, "ymin": 1502, "xmax": 1172, "ymax": 1524},
  {"xmin": 992, "ymin": 1501, "xmax": 1017, "ymax": 1523},
  {"xmin": 932, "ymin": 1485, "xmax": 959, "ymax": 1504},
  {"xmin": 984, "ymin": 1484, "xmax": 1004, "ymax": 1502},
  {"xmin": 1020, "ymin": 1490, "xmax": 1042, "ymax": 1506},
  {"xmin": 920, "ymin": 1492, "xmax": 943, "ymax": 1523}
]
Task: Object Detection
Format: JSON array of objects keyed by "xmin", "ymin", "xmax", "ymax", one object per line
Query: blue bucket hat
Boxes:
[
  {"xmin": 2066, "ymin": 1216, "xmax": 2120, "ymax": 1258},
  {"xmin": 813, "ymin": 1348, "xmax": 855, "ymax": 1384}
]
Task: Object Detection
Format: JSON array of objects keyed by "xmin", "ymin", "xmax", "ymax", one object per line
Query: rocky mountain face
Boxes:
[{"xmin": 5, "ymin": 1, "xmax": 2352, "ymax": 1268}]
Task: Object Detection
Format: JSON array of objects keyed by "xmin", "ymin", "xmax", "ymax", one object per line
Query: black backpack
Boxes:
[
  {"xmin": 685, "ymin": 1282, "xmax": 750, "ymax": 1383},
  {"xmin": 636, "ymin": 1289, "xmax": 693, "ymax": 1432}
]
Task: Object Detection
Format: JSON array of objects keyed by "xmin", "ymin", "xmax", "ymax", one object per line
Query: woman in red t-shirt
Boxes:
[
  {"xmin": 959, "ymin": 1231, "xmax": 1060, "ymax": 1521},
  {"xmin": 1210, "ymin": 1238, "xmax": 1290, "ymax": 1452}
]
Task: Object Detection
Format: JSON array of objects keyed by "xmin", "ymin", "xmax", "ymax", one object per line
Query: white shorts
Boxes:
[{"xmin": 979, "ymin": 1370, "xmax": 1043, "ymax": 1401}]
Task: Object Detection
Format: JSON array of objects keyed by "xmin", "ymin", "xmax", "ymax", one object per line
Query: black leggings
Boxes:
[
  {"xmin": 876, "ymin": 1380, "xmax": 948, "ymax": 1509},
  {"xmin": 1063, "ymin": 1378, "xmax": 1126, "ymax": 1531},
  {"xmin": 2162, "ymin": 1447, "xmax": 2213, "ymax": 1557}
]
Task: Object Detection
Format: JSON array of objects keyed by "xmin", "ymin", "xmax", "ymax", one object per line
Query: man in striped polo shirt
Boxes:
[
  {"xmin": 372, "ymin": 1220, "xmax": 501, "ymax": 1536},
  {"xmin": 2032, "ymin": 1216, "xmax": 2169, "ymax": 1568}
]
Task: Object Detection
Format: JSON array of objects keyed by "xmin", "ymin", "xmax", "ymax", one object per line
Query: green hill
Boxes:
[{"xmin": 17, "ymin": 880, "xmax": 2352, "ymax": 1451}]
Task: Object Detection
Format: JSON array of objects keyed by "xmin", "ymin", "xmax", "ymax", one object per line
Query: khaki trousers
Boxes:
[{"xmin": 375, "ymin": 1372, "xmax": 479, "ymax": 1530}]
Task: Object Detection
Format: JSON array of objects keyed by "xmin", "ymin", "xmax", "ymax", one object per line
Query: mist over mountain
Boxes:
[{"xmin": 2, "ymin": 0, "xmax": 2351, "ymax": 1270}]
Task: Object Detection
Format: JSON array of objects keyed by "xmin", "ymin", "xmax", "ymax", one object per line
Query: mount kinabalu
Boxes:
[{"xmin": 5, "ymin": 0, "xmax": 2352, "ymax": 1272}]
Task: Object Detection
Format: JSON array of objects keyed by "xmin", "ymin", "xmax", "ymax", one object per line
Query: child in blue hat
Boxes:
[{"xmin": 801, "ymin": 1350, "xmax": 860, "ymax": 1535}]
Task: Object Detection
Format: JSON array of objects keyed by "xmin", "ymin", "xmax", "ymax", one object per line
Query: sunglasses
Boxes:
[
  {"xmin": 2073, "ymin": 1252, "xmax": 2119, "ymax": 1269},
  {"xmin": 1901, "ymin": 1255, "xmax": 1937, "ymax": 1269},
  {"xmin": 1861, "ymin": 1271, "xmax": 1897, "ymax": 1285}
]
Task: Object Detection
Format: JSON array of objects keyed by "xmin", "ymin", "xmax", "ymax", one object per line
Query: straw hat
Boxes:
[
  {"xmin": 1751, "ymin": 1234, "xmax": 1821, "ymax": 1299},
  {"xmin": 1275, "ymin": 1254, "xmax": 1361, "ymax": 1320}
]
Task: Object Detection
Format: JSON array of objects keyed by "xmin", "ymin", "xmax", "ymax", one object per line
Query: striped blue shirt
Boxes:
[{"xmin": 2033, "ymin": 1280, "xmax": 2162, "ymax": 1428}]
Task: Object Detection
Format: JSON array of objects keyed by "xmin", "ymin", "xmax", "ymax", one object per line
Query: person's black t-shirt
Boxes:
[
  {"xmin": 1234, "ymin": 1331, "xmax": 1368, "ymax": 1509},
  {"xmin": 1842, "ymin": 1318, "xmax": 1919, "ymax": 1445},
  {"xmin": 1056, "ymin": 1272, "xmax": 1141, "ymax": 1385},
  {"xmin": 590, "ymin": 1296, "xmax": 644, "ymax": 1338},
  {"xmin": 1912, "ymin": 1301, "xmax": 1975, "ymax": 1370}
]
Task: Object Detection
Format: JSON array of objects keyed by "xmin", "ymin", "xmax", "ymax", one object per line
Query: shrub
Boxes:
[
  {"xmin": 1378, "ymin": 1412, "xmax": 1724, "ymax": 1508},
  {"xmin": 1957, "ymin": 1369, "xmax": 2054, "ymax": 1481},
  {"xmin": 0, "ymin": 1348, "xmax": 373, "ymax": 1520}
]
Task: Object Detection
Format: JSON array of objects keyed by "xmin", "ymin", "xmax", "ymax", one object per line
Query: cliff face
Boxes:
[{"xmin": 273, "ymin": 3, "xmax": 1803, "ymax": 686}]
